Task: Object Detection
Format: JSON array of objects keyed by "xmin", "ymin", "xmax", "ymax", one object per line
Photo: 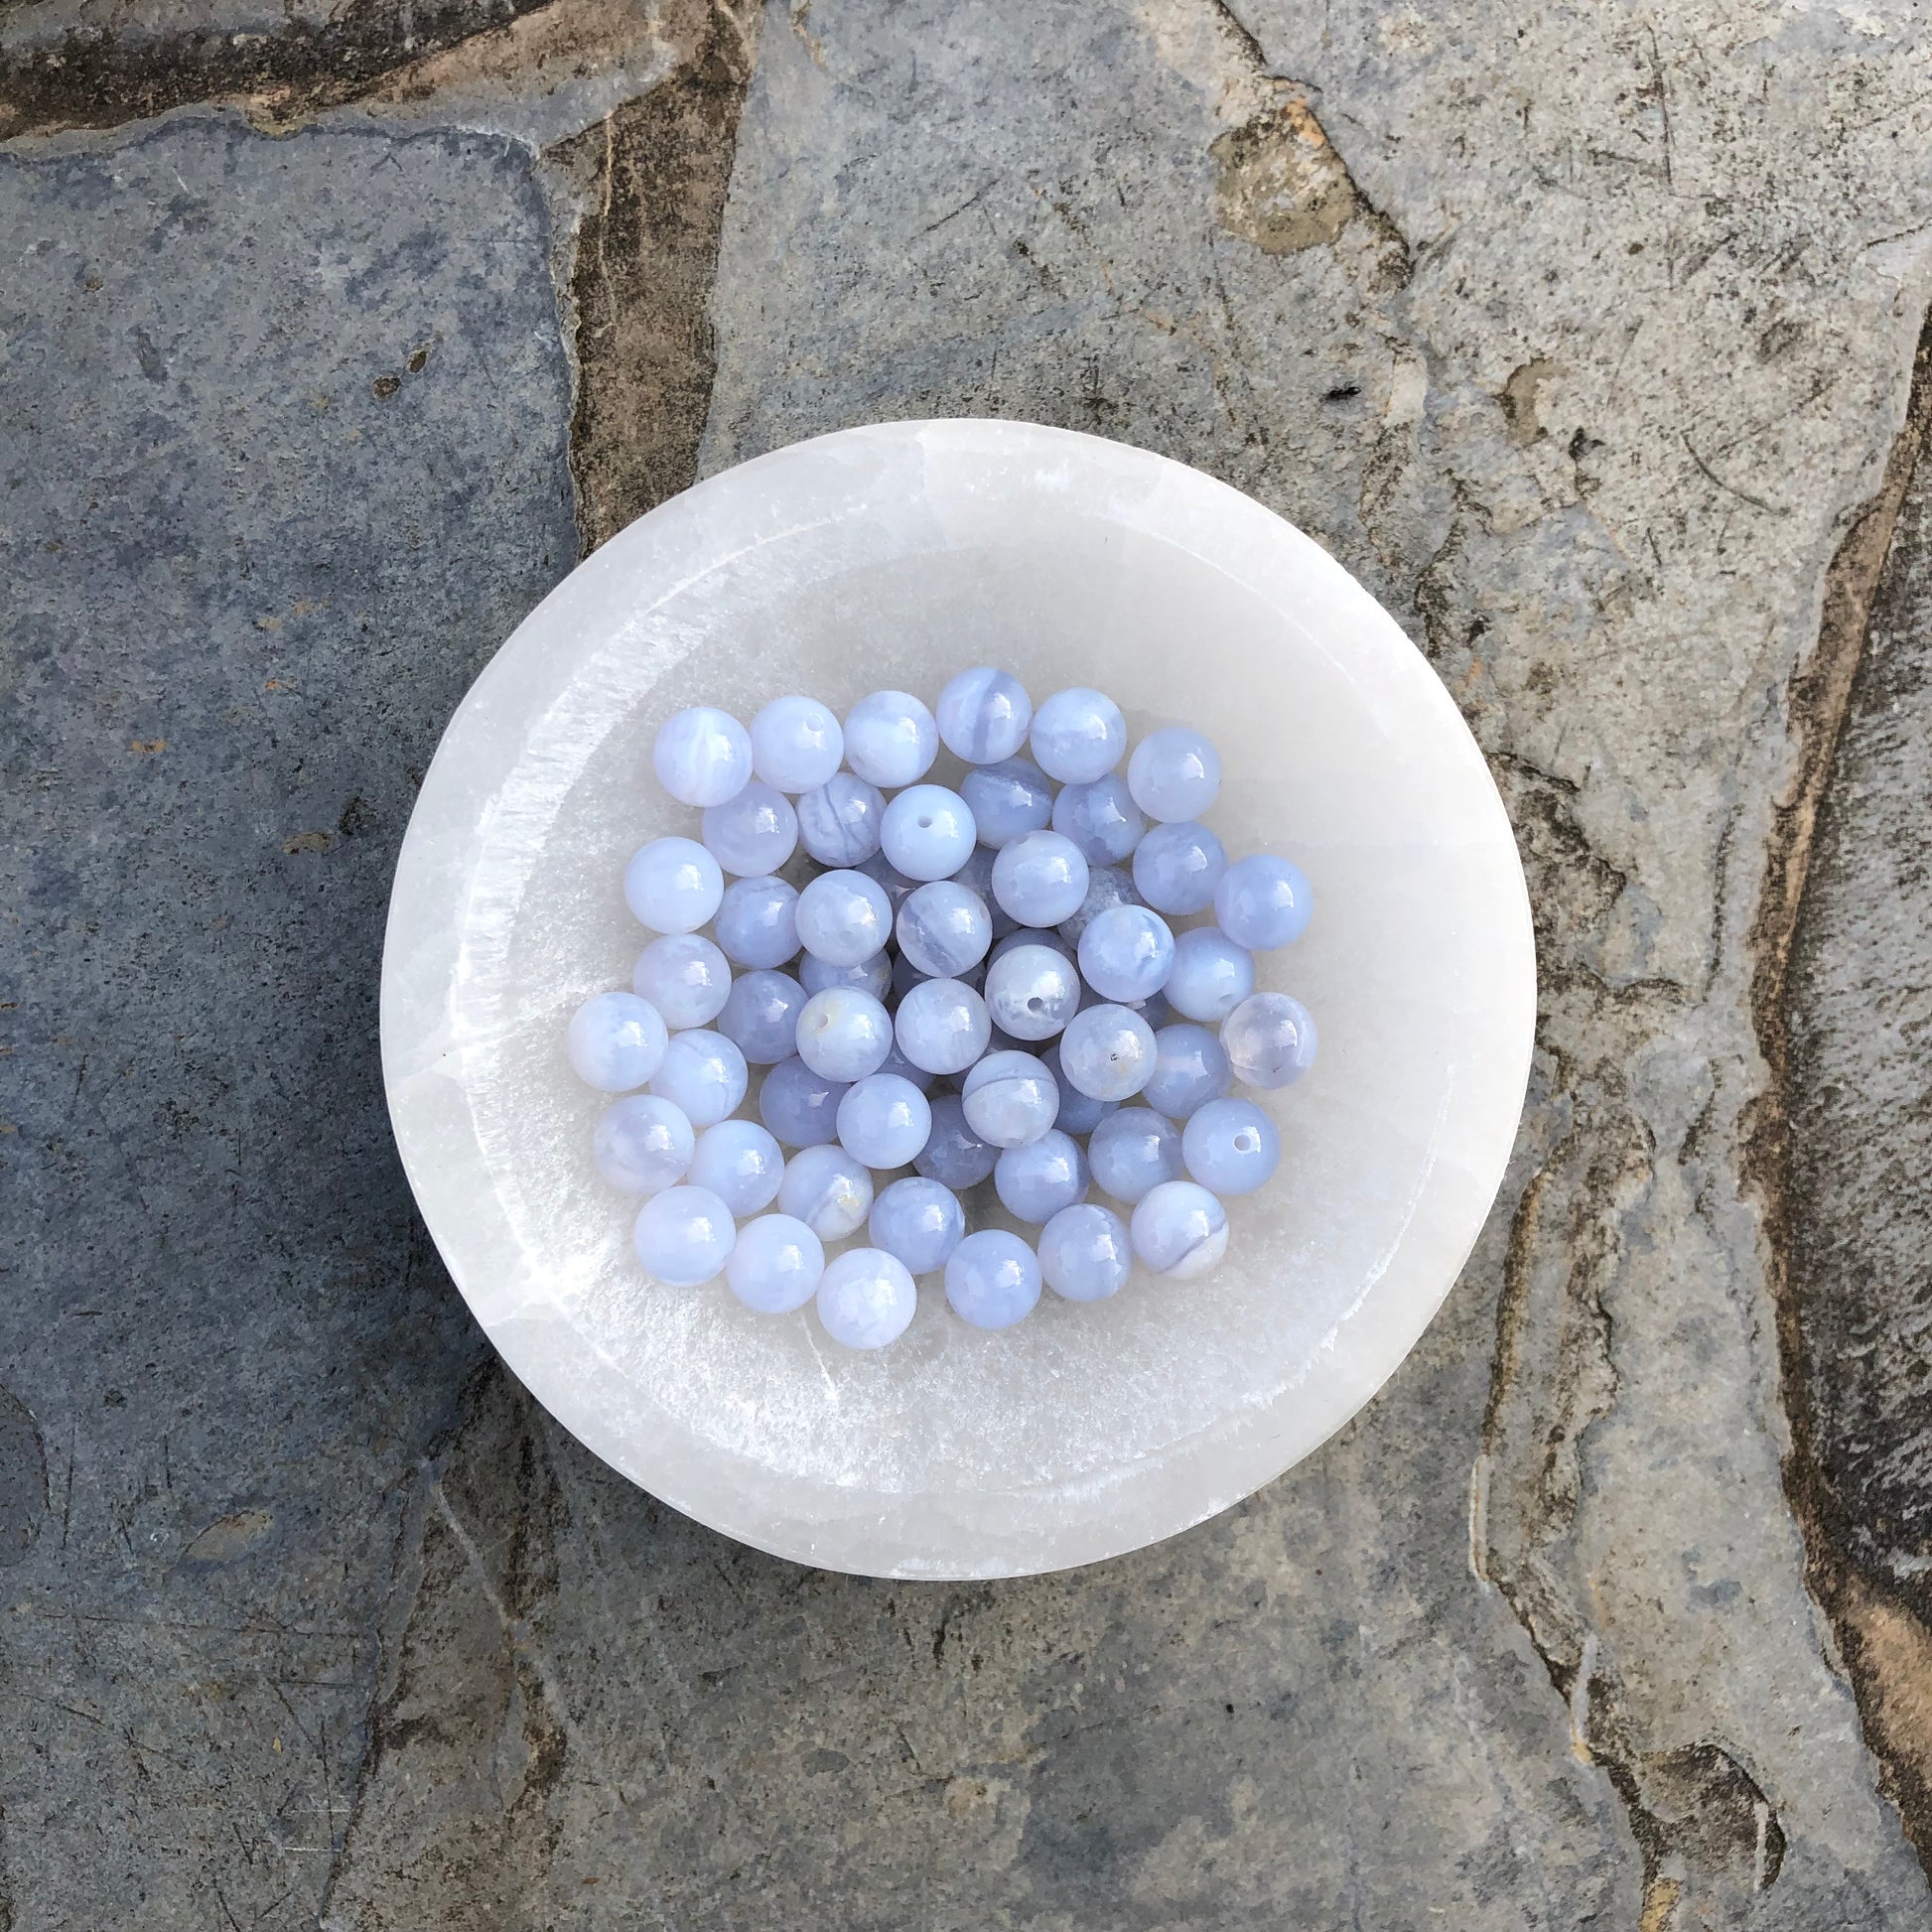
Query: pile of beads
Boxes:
[{"xmin": 567, "ymin": 672, "xmax": 1316, "ymax": 1350}]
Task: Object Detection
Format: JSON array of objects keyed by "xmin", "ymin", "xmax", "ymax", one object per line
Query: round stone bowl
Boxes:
[{"xmin": 381, "ymin": 418, "xmax": 1535, "ymax": 1580}]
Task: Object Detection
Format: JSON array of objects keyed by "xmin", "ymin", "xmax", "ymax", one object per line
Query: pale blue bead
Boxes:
[
  {"xmin": 750, "ymin": 693, "xmax": 843, "ymax": 792},
  {"xmin": 1058, "ymin": 1004, "xmax": 1157, "ymax": 1101},
  {"xmin": 961, "ymin": 1050, "xmax": 1059, "ymax": 1149},
  {"xmin": 1215, "ymin": 855, "xmax": 1312, "ymax": 950},
  {"xmin": 794, "ymin": 986, "xmax": 894, "ymax": 1082},
  {"xmin": 1164, "ymin": 926, "xmax": 1255, "ymax": 1023},
  {"xmin": 686, "ymin": 1118, "xmax": 785, "ymax": 1215},
  {"xmin": 880, "ymin": 784, "xmax": 977, "ymax": 882},
  {"xmin": 567, "ymin": 991, "xmax": 667, "ymax": 1091},
  {"xmin": 1030, "ymin": 686, "xmax": 1126, "ymax": 784},
  {"xmin": 960, "ymin": 758, "xmax": 1053, "ymax": 848},
  {"xmin": 817, "ymin": 1248, "xmax": 918, "ymax": 1348},
  {"xmin": 1077, "ymin": 904, "xmax": 1175, "ymax": 1004},
  {"xmin": 653, "ymin": 706, "xmax": 752, "ymax": 808},
  {"xmin": 991, "ymin": 830, "xmax": 1089, "ymax": 928},
  {"xmin": 759, "ymin": 1057, "xmax": 848, "ymax": 1147},
  {"xmin": 799, "ymin": 949, "xmax": 893, "ymax": 1001},
  {"xmin": 858, "ymin": 849, "xmax": 919, "ymax": 912},
  {"xmin": 714, "ymin": 876, "xmax": 799, "ymax": 968},
  {"xmin": 1141, "ymin": 1023, "xmax": 1233, "ymax": 1120},
  {"xmin": 631, "ymin": 933, "xmax": 733, "ymax": 1030},
  {"xmin": 1132, "ymin": 820, "xmax": 1227, "ymax": 916},
  {"xmin": 1221, "ymin": 993, "xmax": 1318, "ymax": 1089},
  {"xmin": 844, "ymin": 689, "xmax": 939, "ymax": 788},
  {"xmin": 1038, "ymin": 1202, "xmax": 1132, "ymax": 1303},
  {"xmin": 592, "ymin": 1094, "xmax": 694, "ymax": 1194},
  {"xmin": 994, "ymin": 1127, "xmax": 1088, "ymax": 1223},
  {"xmin": 1053, "ymin": 1070, "xmax": 1119, "ymax": 1136},
  {"xmin": 632, "ymin": 1184, "xmax": 736, "ymax": 1287},
  {"xmin": 700, "ymin": 779, "xmax": 797, "ymax": 877},
  {"xmin": 795, "ymin": 868, "xmax": 893, "ymax": 967},
  {"xmin": 725, "ymin": 1213, "xmax": 825, "ymax": 1313},
  {"xmin": 718, "ymin": 969, "xmax": 806, "ymax": 1064},
  {"xmin": 1133, "ymin": 989, "xmax": 1175, "ymax": 1031},
  {"xmin": 1127, "ymin": 726, "xmax": 1221, "ymax": 822},
  {"xmin": 944, "ymin": 1229, "xmax": 1041, "ymax": 1329},
  {"xmin": 1182, "ymin": 1097, "xmax": 1281, "ymax": 1196},
  {"xmin": 648, "ymin": 1029, "xmax": 748, "ymax": 1127},
  {"xmin": 837, "ymin": 1073, "xmax": 932, "ymax": 1169},
  {"xmin": 1051, "ymin": 775, "xmax": 1144, "ymax": 866},
  {"xmin": 936, "ymin": 666, "xmax": 1031, "ymax": 763},
  {"xmin": 1087, "ymin": 1107, "xmax": 1183, "ymax": 1204},
  {"xmin": 983, "ymin": 942, "xmax": 1081, "ymax": 1041},
  {"xmin": 897, "ymin": 881, "xmax": 994, "ymax": 978},
  {"xmin": 869, "ymin": 1176, "xmax": 965, "ymax": 1275},
  {"xmin": 1130, "ymin": 1180, "xmax": 1229, "ymax": 1279},
  {"xmin": 895, "ymin": 978, "xmax": 991, "ymax": 1076},
  {"xmin": 878, "ymin": 1035, "xmax": 937, "ymax": 1092},
  {"xmin": 914, "ymin": 1095, "xmax": 998, "ymax": 1187},
  {"xmin": 990, "ymin": 925, "xmax": 1072, "ymax": 966},
  {"xmin": 795, "ymin": 771, "xmax": 886, "ymax": 868},
  {"xmin": 623, "ymin": 836, "xmax": 723, "ymax": 934},
  {"xmin": 950, "ymin": 847, "xmax": 1015, "ymax": 938},
  {"xmin": 777, "ymin": 1143, "xmax": 874, "ymax": 1237}
]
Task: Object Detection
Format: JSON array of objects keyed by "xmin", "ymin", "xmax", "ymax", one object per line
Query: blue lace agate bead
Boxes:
[
  {"xmin": 777, "ymin": 1143, "xmax": 874, "ymax": 1237},
  {"xmin": 837, "ymin": 1073, "xmax": 932, "ymax": 1169},
  {"xmin": 1127, "ymin": 726, "xmax": 1221, "ymax": 823},
  {"xmin": 632, "ymin": 1184, "xmax": 736, "ymax": 1287},
  {"xmin": 1141, "ymin": 1023, "xmax": 1233, "ymax": 1120},
  {"xmin": 869, "ymin": 1176, "xmax": 966, "ymax": 1275},
  {"xmin": 795, "ymin": 771, "xmax": 886, "ymax": 868},
  {"xmin": 701, "ymin": 779, "xmax": 797, "ymax": 877},
  {"xmin": 1077, "ymin": 903, "xmax": 1174, "ymax": 1004},
  {"xmin": 944, "ymin": 1229, "xmax": 1041, "ymax": 1329},
  {"xmin": 951, "ymin": 846, "xmax": 1014, "ymax": 939},
  {"xmin": 648, "ymin": 1029, "xmax": 748, "ymax": 1127},
  {"xmin": 994, "ymin": 1127, "xmax": 1088, "ymax": 1223},
  {"xmin": 1132, "ymin": 821, "xmax": 1227, "ymax": 916},
  {"xmin": 1030, "ymin": 686, "xmax": 1126, "ymax": 784},
  {"xmin": 878, "ymin": 1035, "xmax": 937, "ymax": 1092},
  {"xmin": 653, "ymin": 706, "xmax": 752, "ymax": 808},
  {"xmin": 992, "ymin": 830, "xmax": 1089, "ymax": 928},
  {"xmin": 750, "ymin": 693, "xmax": 843, "ymax": 792},
  {"xmin": 895, "ymin": 978, "xmax": 991, "ymax": 1076},
  {"xmin": 567, "ymin": 991, "xmax": 668, "ymax": 1091},
  {"xmin": 624, "ymin": 836, "xmax": 723, "ymax": 934},
  {"xmin": 1053, "ymin": 1069, "xmax": 1119, "ymax": 1137},
  {"xmin": 914, "ymin": 1094, "xmax": 999, "ymax": 1188},
  {"xmin": 686, "ymin": 1118, "xmax": 785, "ymax": 1215},
  {"xmin": 1038, "ymin": 1202, "xmax": 1132, "ymax": 1303},
  {"xmin": 1214, "ymin": 854, "xmax": 1312, "ymax": 950},
  {"xmin": 961, "ymin": 1049, "xmax": 1060, "ymax": 1149},
  {"xmin": 1220, "ymin": 993, "xmax": 1318, "ymax": 1089},
  {"xmin": 759, "ymin": 1057, "xmax": 848, "ymax": 1148},
  {"xmin": 632, "ymin": 932, "xmax": 733, "ymax": 1030},
  {"xmin": 817, "ymin": 1248, "xmax": 917, "ymax": 1348},
  {"xmin": 1130, "ymin": 1180, "xmax": 1229, "ymax": 1279},
  {"xmin": 844, "ymin": 689, "xmax": 939, "ymax": 788},
  {"xmin": 799, "ymin": 949, "xmax": 893, "ymax": 1002},
  {"xmin": 1058, "ymin": 1004, "xmax": 1158, "ymax": 1101},
  {"xmin": 592, "ymin": 1094, "xmax": 694, "ymax": 1194},
  {"xmin": 960, "ymin": 758, "xmax": 1053, "ymax": 848},
  {"xmin": 881, "ymin": 784, "xmax": 977, "ymax": 882},
  {"xmin": 795, "ymin": 868, "xmax": 893, "ymax": 967},
  {"xmin": 983, "ymin": 942, "xmax": 1081, "ymax": 1041},
  {"xmin": 1051, "ymin": 774, "xmax": 1144, "ymax": 866},
  {"xmin": 794, "ymin": 986, "xmax": 894, "ymax": 1082},
  {"xmin": 714, "ymin": 875, "xmax": 799, "ymax": 968},
  {"xmin": 1087, "ymin": 1107, "xmax": 1183, "ymax": 1204},
  {"xmin": 725, "ymin": 1213, "xmax": 825, "ymax": 1313},
  {"xmin": 1182, "ymin": 1097, "xmax": 1281, "ymax": 1196},
  {"xmin": 1163, "ymin": 926, "xmax": 1255, "ymax": 1024},
  {"xmin": 717, "ymin": 969, "xmax": 806, "ymax": 1064},
  {"xmin": 857, "ymin": 849, "xmax": 919, "ymax": 912},
  {"xmin": 936, "ymin": 666, "xmax": 1031, "ymax": 763},
  {"xmin": 897, "ymin": 881, "xmax": 994, "ymax": 979}
]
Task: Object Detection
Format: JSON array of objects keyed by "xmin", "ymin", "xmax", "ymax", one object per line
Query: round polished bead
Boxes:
[
  {"xmin": 1141, "ymin": 1023, "xmax": 1233, "ymax": 1120},
  {"xmin": 895, "ymin": 978, "xmax": 991, "ymax": 1076},
  {"xmin": 1053, "ymin": 1068, "xmax": 1119, "ymax": 1136},
  {"xmin": 1038, "ymin": 1202, "xmax": 1133, "ymax": 1303},
  {"xmin": 1057, "ymin": 865, "xmax": 1144, "ymax": 947},
  {"xmin": 777, "ymin": 1143, "xmax": 874, "ymax": 1238},
  {"xmin": 914, "ymin": 1094, "xmax": 999, "ymax": 1188},
  {"xmin": 653, "ymin": 706, "xmax": 752, "ymax": 808},
  {"xmin": 750, "ymin": 693, "xmax": 843, "ymax": 792},
  {"xmin": 795, "ymin": 868, "xmax": 893, "ymax": 967},
  {"xmin": 857, "ymin": 849, "xmax": 919, "ymax": 912},
  {"xmin": 1221, "ymin": 993, "xmax": 1318, "ymax": 1090},
  {"xmin": 878, "ymin": 1035, "xmax": 937, "ymax": 1092},
  {"xmin": 1130, "ymin": 1180, "xmax": 1229, "ymax": 1279},
  {"xmin": 991, "ymin": 830, "xmax": 1089, "ymax": 928},
  {"xmin": 1164, "ymin": 926, "xmax": 1255, "ymax": 1023},
  {"xmin": 1077, "ymin": 904, "xmax": 1175, "ymax": 1004},
  {"xmin": 1052, "ymin": 774, "xmax": 1144, "ymax": 866},
  {"xmin": 960, "ymin": 758, "xmax": 1053, "ymax": 848},
  {"xmin": 817, "ymin": 1248, "xmax": 918, "ymax": 1348},
  {"xmin": 983, "ymin": 942, "xmax": 1081, "ymax": 1041},
  {"xmin": 869, "ymin": 1176, "xmax": 966, "ymax": 1275},
  {"xmin": 592, "ymin": 1094, "xmax": 695, "ymax": 1194},
  {"xmin": 1031, "ymin": 686, "xmax": 1126, "ymax": 784},
  {"xmin": 994, "ymin": 1127, "xmax": 1088, "ymax": 1223},
  {"xmin": 701, "ymin": 779, "xmax": 797, "ymax": 877},
  {"xmin": 725, "ymin": 1213, "xmax": 825, "ymax": 1313},
  {"xmin": 944, "ymin": 1229, "xmax": 1041, "ymax": 1329},
  {"xmin": 880, "ymin": 784, "xmax": 977, "ymax": 882},
  {"xmin": 950, "ymin": 846, "xmax": 1014, "ymax": 938},
  {"xmin": 567, "ymin": 991, "xmax": 667, "ymax": 1091},
  {"xmin": 648, "ymin": 1029, "xmax": 748, "ymax": 1127},
  {"xmin": 1132, "ymin": 821, "xmax": 1227, "ymax": 916},
  {"xmin": 794, "ymin": 986, "xmax": 894, "ymax": 1082},
  {"xmin": 1133, "ymin": 989, "xmax": 1175, "ymax": 1032},
  {"xmin": 1127, "ymin": 726, "xmax": 1221, "ymax": 822},
  {"xmin": 631, "ymin": 932, "xmax": 733, "ymax": 1030},
  {"xmin": 897, "ymin": 882, "xmax": 994, "ymax": 979},
  {"xmin": 837, "ymin": 1073, "xmax": 932, "ymax": 1169},
  {"xmin": 632, "ymin": 1184, "xmax": 736, "ymax": 1287},
  {"xmin": 1182, "ymin": 1097, "xmax": 1281, "ymax": 1195},
  {"xmin": 799, "ymin": 949, "xmax": 893, "ymax": 1002},
  {"xmin": 1058, "ymin": 1004, "xmax": 1158, "ymax": 1101},
  {"xmin": 623, "ymin": 836, "xmax": 723, "ymax": 934},
  {"xmin": 1088, "ymin": 1106, "xmax": 1183, "ymax": 1204},
  {"xmin": 1215, "ymin": 854, "xmax": 1312, "ymax": 951},
  {"xmin": 717, "ymin": 969, "xmax": 807, "ymax": 1064},
  {"xmin": 936, "ymin": 666, "xmax": 1031, "ymax": 763},
  {"xmin": 759, "ymin": 1056, "xmax": 848, "ymax": 1147},
  {"xmin": 795, "ymin": 771, "xmax": 886, "ymax": 868},
  {"xmin": 844, "ymin": 689, "xmax": 939, "ymax": 788},
  {"xmin": 714, "ymin": 876, "xmax": 799, "ymax": 969},
  {"xmin": 961, "ymin": 1050, "xmax": 1059, "ymax": 1149},
  {"xmin": 686, "ymin": 1118, "xmax": 785, "ymax": 1215}
]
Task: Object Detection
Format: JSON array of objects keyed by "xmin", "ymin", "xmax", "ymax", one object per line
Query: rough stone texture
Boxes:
[{"xmin": 4, "ymin": 0, "xmax": 1932, "ymax": 1926}]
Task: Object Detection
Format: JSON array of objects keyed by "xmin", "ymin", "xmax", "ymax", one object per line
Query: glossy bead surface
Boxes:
[
  {"xmin": 653, "ymin": 706, "xmax": 752, "ymax": 808},
  {"xmin": 950, "ymin": 846, "xmax": 1014, "ymax": 938},
  {"xmin": 567, "ymin": 991, "xmax": 668, "ymax": 1091},
  {"xmin": 717, "ymin": 969, "xmax": 806, "ymax": 1064},
  {"xmin": 1182, "ymin": 1097, "xmax": 1281, "ymax": 1195},
  {"xmin": 632, "ymin": 1184, "xmax": 736, "ymax": 1288},
  {"xmin": 777, "ymin": 1143, "xmax": 874, "ymax": 1238},
  {"xmin": 725, "ymin": 1213, "xmax": 824, "ymax": 1313},
  {"xmin": 895, "ymin": 978, "xmax": 991, "ymax": 1076},
  {"xmin": 1051, "ymin": 775, "xmax": 1144, "ymax": 866},
  {"xmin": 1058, "ymin": 1004, "xmax": 1158, "ymax": 1101},
  {"xmin": 991, "ymin": 830, "xmax": 1089, "ymax": 927},
  {"xmin": 794, "ymin": 986, "xmax": 894, "ymax": 1082},
  {"xmin": 869, "ymin": 1176, "xmax": 966, "ymax": 1275},
  {"xmin": 1220, "ymin": 993, "xmax": 1318, "ymax": 1089},
  {"xmin": 1164, "ymin": 926, "xmax": 1255, "ymax": 1023},
  {"xmin": 837, "ymin": 1073, "xmax": 932, "ymax": 1169},
  {"xmin": 817, "ymin": 1248, "xmax": 918, "ymax": 1349},
  {"xmin": 1057, "ymin": 865, "xmax": 1142, "ymax": 946},
  {"xmin": 936, "ymin": 666, "xmax": 1031, "ymax": 763},
  {"xmin": 1215, "ymin": 854, "xmax": 1312, "ymax": 950},
  {"xmin": 799, "ymin": 949, "xmax": 892, "ymax": 1001},
  {"xmin": 1127, "ymin": 726, "xmax": 1221, "ymax": 822},
  {"xmin": 1077, "ymin": 904, "xmax": 1175, "ymax": 1004},
  {"xmin": 795, "ymin": 771, "xmax": 886, "ymax": 868},
  {"xmin": 1132, "ymin": 821, "xmax": 1227, "ymax": 916},
  {"xmin": 1030, "ymin": 686, "xmax": 1126, "ymax": 783},
  {"xmin": 994, "ymin": 1127, "xmax": 1088, "ymax": 1222},
  {"xmin": 714, "ymin": 875, "xmax": 799, "ymax": 969},
  {"xmin": 944, "ymin": 1229, "xmax": 1041, "ymax": 1329},
  {"xmin": 1141, "ymin": 1023, "xmax": 1233, "ymax": 1120},
  {"xmin": 686, "ymin": 1118, "xmax": 785, "ymax": 1215},
  {"xmin": 623, "ymin": 836, "xmax": 723, "ymax": 934},
  {"xmin": 843, "ymin": 688, "xmax": 939, "ymax": 788},
  {"xmin": 1130, "ymin": 1180, "xmax": 1229, "ymax": 1279},
  {"xmin": 983, "ymin": 942, "xmax": 1081, "ymax": 1041},
  {"xmin": 914, "ymin": 1095, "xmax": 999, "ymax": 1188},
  {"xmin": 759, "ymin": 1057, "xmax": 848, "ymax": 1147},
  {"xmin": 1087, "ymin": 1107, "xmax": 1183, "ymax": 1204},
  {"xmin": 960, "ymin": 758, "xmax": 1053, "ymax": 848},
  {"xmin": 592, "ymin": 1094, "xmax": 695, "ymax": 1194},
  {"xmin": 897, "ymin": 882, "xmax": 994, "ymax": 979},
  {"xmin": 1053, "ymin": 1075, "xmax": 1119, "ymax": 1136},
  {"xmin": 750, "ymin": 693, "xmax": 843, "ymax": 792},
  {"xmin": 877, "ymin": 1035, "xmax": 937, "ymax": 1092},
  {"xmin": 795, "ymin": 868, "xmax": 893, "ymax": 967},
  {"xmin": 961, "ymin": 1050, "xmax": 1059, "ymax": 1149},
  {"xmin": 701, "ymin": 779, "xmax": 797, "ymax": 877},
  {"xmin": 647, "ymin": 1029, "xmax": 748, "ymax": 1127},
  {"xmin": 880, "ymin": 784, "xmax": 977, "ymax": 882},
  {"xmin": 631, "ymin": 933, "xmax": 733, "ymax": 1030},
  {"xmin": 1038, "ymin": 1202, "xmax": 1133, "ymax": 1303}
]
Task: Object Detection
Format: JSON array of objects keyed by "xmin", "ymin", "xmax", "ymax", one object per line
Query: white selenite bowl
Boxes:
[{"xmin": 380, "ymin": 419, "xmax": 1535, "ymax": 1580}]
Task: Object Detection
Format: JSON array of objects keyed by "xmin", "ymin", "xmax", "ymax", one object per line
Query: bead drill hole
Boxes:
[{"xmin": 1235, "ymin": 1130, "xmax": 1258, "ymax": 1153}]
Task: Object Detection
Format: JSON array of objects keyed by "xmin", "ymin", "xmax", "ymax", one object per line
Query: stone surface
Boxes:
[{"xmin": 4, "ymin": 0, "xmax": 1932, "ymax": 1927}]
